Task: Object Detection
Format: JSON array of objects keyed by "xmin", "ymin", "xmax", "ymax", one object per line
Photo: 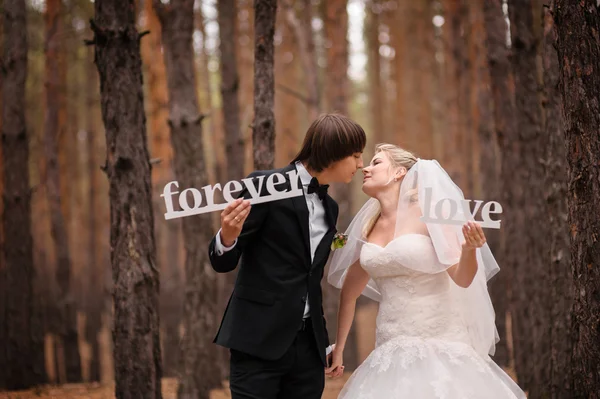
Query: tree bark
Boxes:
[
  {"xmin": 91, "ymin": 0, "xmax": 163, "ymax": 396},
  {"xmin": 44, "ymin": 0, "xmax": 82, "ymax": 382},
  {"xmin": 323, "ymin": 0, "xmax": 360, "ymax": 371},
  {"xmin": 153, "ymin": 1, "xmax": 222, "ymax": 397},
  {"xmin": 282, "ymin": 0, "xmax": 320, "ymax": 121},
  {"xmin": 1, "ymin": 0, "xmax": 40, "ymax": 390},
  {"xmin": 275, "ymin": 5, "xmax": 300, "ymax": 167},
  {"xmin": 555, "ymin": 0, "xmax": 600, "ymax": 396},
  {"xmin": 252, "ymin": 0, "xmax": 277, "ymax": 171},
  {"xmin": 0, "ymin": 0, "xmax": 5, "ymax": 387},
  {"xmin": 218, "ymin": 0, "xmax": 244, "ymax": 180},
  {"xmin": 140, "ymin": 0, "xmax": 181, "ymax": 378},
  {"xmin": 85, "ymin": 46, "xmax": 103, "ymax": 383},
  {"xmin": 482, "ymin": 0, "xmax": 516, "ymax": 369},
  {"xmin": 542, "ymin": 2, "xmax": 572, "ymax": 396},
  {"xmin": 365, "ymin": 1, "xmax": 384, "ymax": 145},
  {"xmin": 507, "ymin": 0, "xmax": 550, "ymax": 390},
  {"xmin": 441, "ymin": 0, "xmax": 468, "ymax": 187},
  {"xmin": 234, "ymin": 0, "xmax": 254, "ymax": 175}
]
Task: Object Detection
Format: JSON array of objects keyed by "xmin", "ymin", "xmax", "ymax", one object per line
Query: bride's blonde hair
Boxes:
[{"xmin": 362, "ymin": 144, "xmax": 418, "ymax": 238}]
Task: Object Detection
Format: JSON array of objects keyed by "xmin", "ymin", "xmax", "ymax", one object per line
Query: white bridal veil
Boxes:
[{"xmin": 327, "ymin": 159, "xmax": 500, "ymax": 357}]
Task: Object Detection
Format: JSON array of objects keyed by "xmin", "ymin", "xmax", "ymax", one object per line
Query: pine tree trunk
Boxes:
[
  {"xmin": 542, "ymin": 2, "xmax": 572, "ymax": 396},
  {"xmin": 323, "ymin": 0, "xmax": 360, "ymax": 371},
  {"xmin": 197, "ymin": 6, "xmax": 223, "ymax": 186},
  {"xmin": 236, "ymin": 0, "xmax": 255, "ymax": 175},
  {"xmin": 153, "ymin": 1, "xmax": 222, "ymax": 397},
  {"xmin": 482, "ymin": 0, "xmax": 516, "ymax": 369},
  {"xmin": 140, "ymin": 0, "xmax": 181, "ymax": 378},
  {"xmin": 392, "ymin": 1, "xmax": 407, "ymax": 146},
  {"xmin": 507, "ymin": 0, "xmax": 549, "ymax": 390},
  {"xmin": 44, "ymin": 0, "xmax": 82, "ymax": 382},
  {"xmin": 218, "ymin": 0, "xmax": 244, "ymax": 179},
  {"xmin": 253, "ymin": 0, "xmax": 277, "ymax": 170},
  {"xmin": 275, "ymin": 5, "xmax": 300, "ymax": 167},
  {"xmin": 282, "ymin": 0, "xmax": 320, "ymax": 122},
  {"xmin": 85, "ymin": 46, "xmax": 103, "ymax": 383},
  {"xmin": 0, "ymin": 0, "xmax": 5, "ymax": 387},
  {"xmin": 91, "ymin": 0, "xmax": 163, "ymax": 396},
  {"xmin": 441, "ymin": 0, "xmax": 468, "ymax": 187},
  {"xmin": 413, "ymin": 0, "xmax": 435, "ymax": 160},
  {"xmin": 366, "ymin": 1, "xmax": 384, "ymax": 145},
  {"xmin": 555, "ymin": 1, "xmax": 600, "ymax": 396},
  {"xmin": 1, "ymin": 0, "xmax": 39, "ymax": 390}
]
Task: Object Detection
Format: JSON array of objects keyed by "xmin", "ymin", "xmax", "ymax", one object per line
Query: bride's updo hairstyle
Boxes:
[{"xmin": 363, "ymin": 144, "xmax": 418, "ymax": 238}]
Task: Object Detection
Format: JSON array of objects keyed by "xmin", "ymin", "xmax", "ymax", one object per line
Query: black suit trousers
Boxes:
[{"xmin": 229, "ymin": 319, "xmax": 325, "ymax": 399}]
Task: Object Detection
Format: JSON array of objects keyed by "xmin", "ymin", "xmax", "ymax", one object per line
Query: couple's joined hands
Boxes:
[{"xmin": 325, "ymin": 344, "xmax": 344, "ymax": 379}]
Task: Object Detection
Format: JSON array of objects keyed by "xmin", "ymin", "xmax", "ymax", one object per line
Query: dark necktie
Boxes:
[{"xmin": 307, "ymin": 177, "xmax": 329, "ymax": 201}]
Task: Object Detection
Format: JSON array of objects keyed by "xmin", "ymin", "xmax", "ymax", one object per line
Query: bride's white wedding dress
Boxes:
[{"xmin": 338, "ymin": 234, "xmax": 526, "ymax": 399}]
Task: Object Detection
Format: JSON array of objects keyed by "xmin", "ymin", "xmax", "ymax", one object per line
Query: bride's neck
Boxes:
[{"xmin": 377, "ymin": 193, "xmax": 398, "ymax": 220}]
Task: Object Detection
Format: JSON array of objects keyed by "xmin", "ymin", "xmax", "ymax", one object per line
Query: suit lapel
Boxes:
[{"xmin": 288, "ymin": 164, "xmax": 312, "ymax": 263}]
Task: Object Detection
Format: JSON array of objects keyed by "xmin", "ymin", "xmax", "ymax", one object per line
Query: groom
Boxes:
[{"xmin": 208, "ymin": 113, "xmax": 366, "ymax": 399}]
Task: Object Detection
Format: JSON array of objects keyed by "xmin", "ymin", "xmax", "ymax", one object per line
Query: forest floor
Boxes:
[{"xmin": 0, "ymin": 376, "xmax": 350, "ymax": 399}]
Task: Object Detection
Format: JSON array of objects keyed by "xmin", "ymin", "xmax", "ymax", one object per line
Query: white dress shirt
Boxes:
[{"xmin": 214, "ymin": 161, "xmax": 329, "ymax": 319}]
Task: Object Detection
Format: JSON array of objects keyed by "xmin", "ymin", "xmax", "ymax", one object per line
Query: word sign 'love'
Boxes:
[
  {"xmin": 420, "ymin": 187, "xmax": 503, "ymax": 229},
  {"xmin": 161, "ymin": 170, "xmax": 303, "ymax": 220}
]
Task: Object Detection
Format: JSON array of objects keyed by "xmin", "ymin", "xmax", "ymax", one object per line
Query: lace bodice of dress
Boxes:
[{"xmin": 360, "ymin": 234, "xmax": 470, "ymax": 348}]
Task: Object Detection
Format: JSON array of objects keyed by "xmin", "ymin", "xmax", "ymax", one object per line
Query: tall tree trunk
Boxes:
[
  {"xmin": 412, "ymin": 0, "xmax": 435, "ymax": 159},
  {"xmin": 542, "ymin": 2, "xmax": 572, "ymax": 396},
  {"xmin": 85, "ymin": 46, "xmax": 103, "ymax": 383},
  {"xmin": 140, "ymin": 0, "xmax": 181, "ymax": 378},
  {"xmin": 253, "ymin": 0, "xmax": 277, "ymax": 170},
  {"xmin": 441, "ymin": 0, "xmax": 468, "ymax": 187},
  {"xmin": 91, "ymin": 0, "xmax": 163, "ymax": 396},
  {"xmin": 365, "ymin": 1, "xmax": 384, "ymax": 145},
  {"xmin": 236, "ymin": 0, "xmax": 255, "ymax": 175},
  {"xmin": 391, "ymin": 1, "xmax": 406, "ymax": 146},
  {"xmin": 275, "ymin": 5, "xmax": 300, "ymax": 167},
  {"xmin": 153, "ymin": 1, "xmax": 221, "ymax": 397},
  {"xmin": 218, "ymin": 0, "xmax": 244, "ymax": 179},
  {"xmin": 282, "ymin": 0, "xmax": 320, "ymax": 121},
  {"xmin": 0, "ymin": 0, "xmax": 5, "ymax": 387},
  {"xmin": 1, "ymin": 0, "xmax": 39, "ymax": 390},
  {"xmin": 323, "ymin": 0, "xmax": 360, "ymax": 371},
  {"xmin": 556, "ymin": 0, "xmax": 600, "ymax": 396},
  {"xmin": 482, "ymin": 0, "xmax": 516, "ymax": 369},
  {"xmin": 197, "ymin": 6, "xmax": 223, "ymax": 185},
  {"xmin": 507, "ymin": 0, "xmax": 549, "ymax": 391},
  {"xmin": 44, "ymin": 0, "xmax": 82, "ymax": 382}
]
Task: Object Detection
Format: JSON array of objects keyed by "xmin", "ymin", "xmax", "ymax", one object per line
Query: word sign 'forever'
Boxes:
[
  {"xmin": 420, "ymin": 187, "xmax": 503, "ymax": 229},
  {"xmin": 161, "ymin": 170, "xmax": 303, "ymax": 220}
]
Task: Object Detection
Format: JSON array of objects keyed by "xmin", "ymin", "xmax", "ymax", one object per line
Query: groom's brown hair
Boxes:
[{"xmin": 292, "ymin": 113, "xmax": 366, "ymax": 172}]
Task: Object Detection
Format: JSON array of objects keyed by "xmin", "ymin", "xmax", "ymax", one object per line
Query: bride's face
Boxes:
[{"xmin": 362, "ymin": 152, "xmax": 403, "ymax": 196}]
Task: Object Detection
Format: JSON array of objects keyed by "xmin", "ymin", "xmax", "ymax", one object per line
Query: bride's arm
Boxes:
[
  {"xmin": 326, "ymin": 259, "xmax": 370, "ymax": 377},
  {"xmin": 446, "ymin": 221, "xmax": 486, "ymax": 288}
]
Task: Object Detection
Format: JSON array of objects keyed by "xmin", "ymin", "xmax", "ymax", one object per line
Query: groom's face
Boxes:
[{"xmin": 326, "ymin": 152, "xmax": 364, "ymax": 184}]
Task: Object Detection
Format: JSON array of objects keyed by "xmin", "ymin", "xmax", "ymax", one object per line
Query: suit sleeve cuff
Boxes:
[{"xmin": 215, "ymin": 229, "xmax": 237, "ymax": 255}]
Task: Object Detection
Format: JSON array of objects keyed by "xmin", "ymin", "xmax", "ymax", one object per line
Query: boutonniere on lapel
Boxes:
[{"xmin": 331, "ymin": 233, "xmax": 348, "ymax": 251}]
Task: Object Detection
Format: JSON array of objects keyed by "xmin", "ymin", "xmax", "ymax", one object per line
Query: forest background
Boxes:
[{"xmin": 1, "ymin": 0, "xmax": 599, "ymax": 398}]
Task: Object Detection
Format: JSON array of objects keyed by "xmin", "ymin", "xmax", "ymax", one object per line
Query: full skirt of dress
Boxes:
[{"xmin": 338, "ymin": 335, "xmax": 526, "ymax": 399}]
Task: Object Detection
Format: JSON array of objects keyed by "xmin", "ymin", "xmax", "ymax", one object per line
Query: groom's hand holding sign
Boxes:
[{"xmin": 220, "ymin": 198, "xmax": 251, "ymax": 247}]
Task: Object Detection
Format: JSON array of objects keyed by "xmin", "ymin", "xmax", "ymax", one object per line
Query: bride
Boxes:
[{"xmin": 326, "ymin": 144, "xmax": 526, "ymax": 398}]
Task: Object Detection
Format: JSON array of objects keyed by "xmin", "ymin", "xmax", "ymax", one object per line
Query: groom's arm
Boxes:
[{"xmin": 208, "ymin": 172, "xmax": 269, "ymax": 273}]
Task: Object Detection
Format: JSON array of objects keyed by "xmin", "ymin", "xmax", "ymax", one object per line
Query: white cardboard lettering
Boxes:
[
  {"xmin": 161, "ymin": 170, "xmax": 303, "ymax": 220},
  {"xmin": 420, "ymin": 187, "xmax": 503, "ymax": 229}
]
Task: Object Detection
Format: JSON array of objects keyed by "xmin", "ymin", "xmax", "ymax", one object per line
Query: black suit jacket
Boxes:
[{"xmin": 208, "ymin": 163, "xmax": 338, "ymax": 366}]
